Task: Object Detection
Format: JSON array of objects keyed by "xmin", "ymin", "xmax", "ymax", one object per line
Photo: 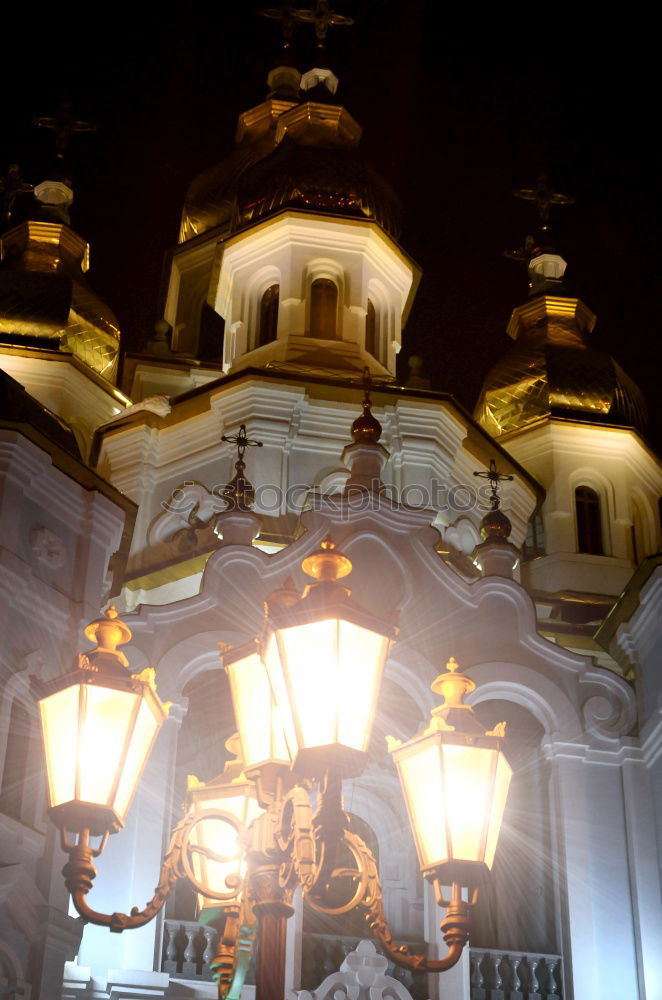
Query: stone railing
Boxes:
[
  {"xmin": 469, "ymin": 948, "xmax": 563, "ymax": 998},
  {"xmin": 161, "ymin": 918, "xmax": 218, "ymax": 980}
]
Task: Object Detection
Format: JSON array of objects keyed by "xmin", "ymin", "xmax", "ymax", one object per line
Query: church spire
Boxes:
[{"xmin": 505, "ymin": 172, "xmax": 575, "ymax": 296}]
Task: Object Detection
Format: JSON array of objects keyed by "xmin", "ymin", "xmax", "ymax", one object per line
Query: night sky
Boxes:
[{"xmin": 2, "ymin": 4, "xmax": 661, "ymax": 448}]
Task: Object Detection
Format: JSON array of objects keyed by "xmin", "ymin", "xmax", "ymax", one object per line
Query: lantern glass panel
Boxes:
[
  {"xmin": 114, "ymin": 697, "xmax": 162, "ymax": 821},
  {"xmin": 226, "ymin": 649, "xmax": 290, "ymax": 771},
  {"xmin": 271, "ymin": 618, "xmax": 389, "ymax": 755},
  {"xmin": 397, "ymin": 741, "xmax": 446, "ymax": 870},
  {"xmin": 484, "ymin": 751, "xmax": 512, "ymax": 869},
  {"xmin": 78, "ymin": 685, "xmax": 139, "ymax": 808},
  {"xmin": 443, "ymin": 743, "xmax": 497, "ymax": 864},
  {"xmin": 39, "ymin": 685, "xmax": 79, "ymax": 808}
]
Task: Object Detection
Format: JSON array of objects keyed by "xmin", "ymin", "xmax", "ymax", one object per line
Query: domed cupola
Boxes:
[
  {"xmin": 475, "ymin": 179, "xmax": 647, "ymax": 438},
  {"xmin": 159, "ymin": 8, "xmax": 418, "ymax": 384},
  {"xmin": 231, "ymin": 78, "xmax": 402, "ymax": 239},
  {"xmin": 0, "ymin": 143, "xmax": 121, "ymax": 384}
]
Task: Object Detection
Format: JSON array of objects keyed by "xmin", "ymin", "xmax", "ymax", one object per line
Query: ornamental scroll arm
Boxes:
[
  {"xmin": 64, "ymin": 809, "xmax": 247, "ymax": 933},
  {"xmin": 264, "ymin": 775, "xmax": 472, "ymax": 973}
]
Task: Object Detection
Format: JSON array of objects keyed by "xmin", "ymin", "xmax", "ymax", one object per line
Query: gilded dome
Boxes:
[
  {"xmin": 233, "ymin": 137, "xmax": 402, "ymax": 238},
  {"xmin": 475, "ymin": 294, "xmax": 648, "ymax": 437},
  {"xmin": 0, "ymin": 219, "xmax": 121, "ymax": 382},
  {"xmin": 180, "ymin": 92, "xmax": 402, "ymax": 243},
  {"xmin": 179, "ymin": 100, "xmax": 293, "ymax": 242}
]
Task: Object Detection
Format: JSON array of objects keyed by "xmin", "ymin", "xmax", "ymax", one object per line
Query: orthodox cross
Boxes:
[
  {"xmin": 473, "ymin": 459, "xmax": 514, "ymax": 511},
  {"xmin": 221, "ymin": 424, "xmax": 263, "ymax": 511},
  {"xmin": 513, "ymin": 172, "xmax": 575, "ymax": 233},
  {"xmin": 292, "ymin": 0, "xmax": 354, "ymax": 48},
  {"xmin": 259, "ymin": 2, "xmax": 301, "ymax": 50},
  {"xmin": 0, "ymin": 164, "xmax": 33, "ymax": 225},
  {"xmin": 32, "ymin": 99, "xmax": 97, "ymax": 162}
]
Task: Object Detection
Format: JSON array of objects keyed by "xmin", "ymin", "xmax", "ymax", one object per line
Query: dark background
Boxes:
[{"xmin": 2, "ymin": 3, "xmax": 660, "ymax": 447}]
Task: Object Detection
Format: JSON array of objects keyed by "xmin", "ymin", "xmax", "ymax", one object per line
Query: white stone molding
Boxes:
[{"xmin": 288, "ymin": 939, "xmax": 415, "ymax": 1000}]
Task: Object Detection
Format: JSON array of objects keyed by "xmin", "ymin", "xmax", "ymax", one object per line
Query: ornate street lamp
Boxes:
[
  {"xmin": 34, "ymin": 606, "xmax": 170, "ymax": 844},
  {"xmin": 185, "ymin": 734, "xmax": 263, "ymax": 915},
  {"xmin": 34, "ymin": 549, "xmax": 512, "ymax": 999},
  {"xmin": 261, "ymin": 538, "xmax": 398, "ymax": 778},
  {"xmin": 389, "ymin": 656, "xmax": 512, "ymax": 895}
]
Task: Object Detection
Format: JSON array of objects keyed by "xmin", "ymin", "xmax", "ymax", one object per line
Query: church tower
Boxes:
[
  {"xmin": 0, "ymin": 115, "xmax": 129, "ymax": 457},
  {"xmin": 474, "ymin": 178, "xmax": 662, "ymax": 661},
  {"xmin": 124, "ymin": 14, "xmax": 419, "ymax": 402}
]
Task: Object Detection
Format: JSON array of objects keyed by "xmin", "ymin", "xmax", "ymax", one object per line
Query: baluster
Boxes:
[
  {"xmin": 182, "ymin": 923, "xmax": 197, "ymax": 977},
  {"xmin": 507, "ymin": 954, "xmax": 521, "ymax": 992},
  {"xmin": 528, "ymin": 956, "xmax": 542, "ymax": 996},
  {"xmin": 470, "ymin": 952, "xmax": 485, "ymax": 989},
  {"xmin": 202, "ymin": 926, "xmax": 216, "ymax": 968},
  {"xmin": 165, "ymin": 923, "xmax": 177, "ymax": 964},
  {"xmin": 162, "ymin": 922, "xmax": 176, "ymax": 973},
  {"xmin": 490, "ymin": 955, "xmax": 503, "ymax": 990},
  {"xmin": 546, "ymin": 957, "xmax": 561, "ymax": 997}
]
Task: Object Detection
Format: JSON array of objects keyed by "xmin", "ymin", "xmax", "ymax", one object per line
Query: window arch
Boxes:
[
  {"xmin": 575, "ymin": 486, "xmax": 603, "ymax": 555},
  {"xmin": 310, "ymin": 278, "xmax": 338, "ymax": 339},
  {"xmin": 0, "ymin": 700, "xmax": 32, "ymax": 822},
  {"xmin": 258, "ymin": 283, "xmax": 279, "ymax": 347},
  {"xmin": 365, "ymin": 298, "xmax": 376, "ymax": 356}
]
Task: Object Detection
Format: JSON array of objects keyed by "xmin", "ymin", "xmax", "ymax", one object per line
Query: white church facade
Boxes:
[{"xmin": 0, "ymin": 34, "xmax": 661, "ymax": 1000}]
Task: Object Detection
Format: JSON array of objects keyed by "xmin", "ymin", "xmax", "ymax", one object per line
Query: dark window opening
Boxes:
[
  {"xmin": 198, "ymin": 302, "xmax": 225, "ymax": 363},
  {"xmin": 258, "ymin": 284, "xmax": 279, "ymax": 347},
  {"xmin": 365, "ymin": 298, "xmax": 376, "ymax": 357},
  {"xmin": 310, "ymin": 278, "xmax": 338, "ymax": 339},
  {"xmin": 575, "ymin": 486, "xmax": 603, "ymax": 555}
]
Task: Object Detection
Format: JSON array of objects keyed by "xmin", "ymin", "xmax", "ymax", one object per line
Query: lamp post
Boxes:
[{"xmin": 34, "ymin": 549, "xmax": 512, "ymax": 1000}]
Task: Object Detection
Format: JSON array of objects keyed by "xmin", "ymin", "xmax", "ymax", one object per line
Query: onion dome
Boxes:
[
  {"xmin": 233, "ymin": 133, "xmax": 402, "ymax": 239},
  {"xmin": 475, "ymin": 253, "xmax": 647, "ymax": 437},
  {"xmin": 180, "ymin": 89, "xmax": 402, "ymax": 243},
  {"xmin": 0, "ymin": 200, "xmax": 121, "ymax": 382},
  {"xmin": 179, "ymin": 98, "xmax": 296, "ymax": 242}
]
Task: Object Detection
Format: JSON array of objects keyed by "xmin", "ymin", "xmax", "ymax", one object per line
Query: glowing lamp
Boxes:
[
  {"xmin": 185, "ymin": 735, "xmax": 262, "ymax": 916},
  {"xmin": 34, "ymin": 607, "xmax": 169, "ymax": 838},
  {"xmin": 389, "ymin": 658, "xmax": 511, "ymax": 887},
  {"xmin": 263, "ymin": 540, "xmax": 397, "ymax": 778},
  {"xmin": 222, "ymin": 639, "xmax": 291, "ymax": 806}
]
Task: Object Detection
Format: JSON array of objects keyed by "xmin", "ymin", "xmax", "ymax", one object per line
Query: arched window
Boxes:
[
  {"xmin": 365, "ymin": 298, "xmax": 376, "ymax": 356},
  {"xmin": 575, "ymin": 486, "xmax": 603, "ymax": 555},
  {"xmin": 258, "ymin": 284, "xmax": 279, "ymax": 347},
  {"xmin": 310, "ymin": 278, "xmax": 338, "ymax": 339},
  {"xmin": 0, "ymin": 701, "xmax": 32, "ymax": 821}
]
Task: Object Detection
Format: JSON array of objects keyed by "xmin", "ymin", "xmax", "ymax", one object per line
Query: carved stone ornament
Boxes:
[
  {"xmin": 289, "ymin": 939, "xmax": 415, "ymax": 1000},
  {"xmin": 30, "ymin": 525, "xmax": 66, "ymax": 568}
]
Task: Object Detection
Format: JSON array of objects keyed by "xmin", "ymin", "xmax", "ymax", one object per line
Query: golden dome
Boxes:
[
  {"xmin": 180, "ymin": 93, "xmax": 401, "ymax": 243},
  {"xmin": 475, "ymin": 293, "xmax": 647, "ymax": 437},
  {"xmin": 233, "ymin": 136, "xmax": 401, "ymax": 238},
  {"xmin": 0, "ymin": 220, "xmax": 120, "ymax": 382},
  {"xmin": 179, "ymin": 98, "xmax": 296, "ymax": 243}
]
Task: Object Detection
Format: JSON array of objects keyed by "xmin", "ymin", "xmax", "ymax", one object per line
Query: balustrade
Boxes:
[
  {"xmin": 162, "ymin": 918, "xmax": 218, "ymax": 980},
  {"xmin": 301, "ymin": 933, "xmax": 428, "ymax": 999},
  {"xmin": 469, "ymin": 949, "xmax": 562, "ymax": 999}
]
